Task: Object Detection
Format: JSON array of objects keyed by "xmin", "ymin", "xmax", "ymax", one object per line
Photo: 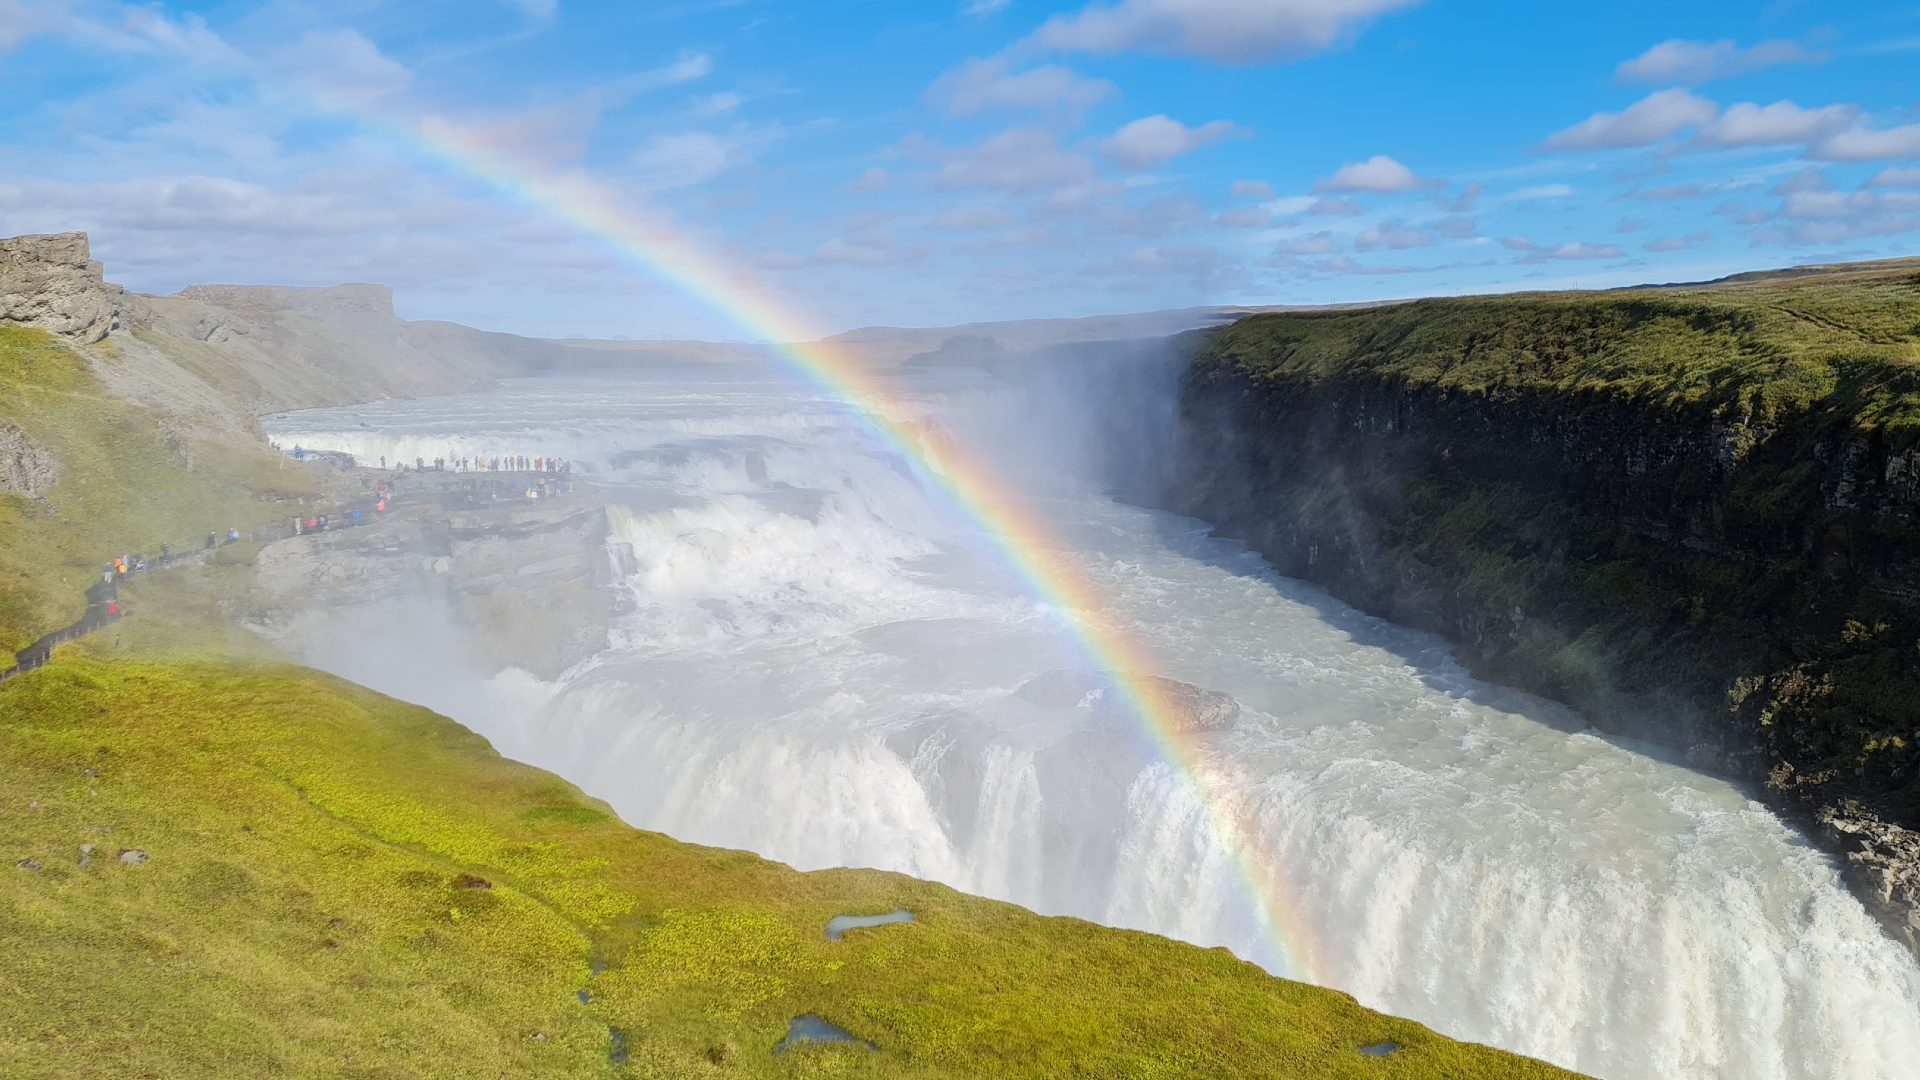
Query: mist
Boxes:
[{"xmin": 258, "ymin": 351, "xmax": 1920, "ymax": 1080}]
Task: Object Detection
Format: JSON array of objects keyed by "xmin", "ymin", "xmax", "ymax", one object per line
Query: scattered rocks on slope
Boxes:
[
  {"xmin": 15, "ymin": 858, "xmax": 42, "ymax": 872},
  {"xmin": 118, "ymin": 848, "xmax": 149, "ymax": 864},
  {"xmin": 0, "ymin": 232, "xmax": 125, "ymax": 343}
]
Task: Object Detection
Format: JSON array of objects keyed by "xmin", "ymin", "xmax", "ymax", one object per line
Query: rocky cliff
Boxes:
[
  {"xmin": 251, "ymin": 482, "xmax": 613, "ymax": 679},
  {"xmin": 0, "ymin": 232, "xmax": 125, "ymax": 343},
  {"xmin": 1161, "ymin": 260, "xmax": 1920, "ymax": 948}
]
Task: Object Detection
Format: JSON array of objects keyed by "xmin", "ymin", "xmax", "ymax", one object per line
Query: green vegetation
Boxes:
[
  {"xmin": 1185, "ymin": 260, "xmax": 1920, "ymax": 823},
  {"xmin": 0, "ymin": 326, "xmax": 317, "ymax": 665},
  {"xmin": 1, "ymin": 658, "xmax": 1572, "ymax": 1078},
  {"xmin": 1207, "ymin": 261, "xmax": 1920, "ymax": 430},
  {"xmin": 0, "ymin": 327, "xmax": 1570, "ymax": 1075}
]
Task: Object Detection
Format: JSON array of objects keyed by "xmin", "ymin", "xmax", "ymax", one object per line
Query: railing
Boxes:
[{"xmin": 0, "ymin": 468, "xmax": 585, "ymax": 683}]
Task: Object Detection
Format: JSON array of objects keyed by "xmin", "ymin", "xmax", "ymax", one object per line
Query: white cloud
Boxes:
[
  {"xmin": 1354, "ymin": 219, "xmax": 1433, "ymax": 249},
  {"xmin": 1810, "ymin": 122, "xmax": 1920, "ymax": 162},
  {"xmin": 1695, "ymin": 100, "xmax": 1858, "ymax": 148},
  {"xmin": 1029, "ymin": 0, "xmax": 1423, "ymax": 65},
  {"xmin": 1307, "ymin": 197, "xmax": 1363, "ymax": 216},
  {"xmin": 1501, "ymin": 236, "xmax": 1626, "ymax": 261},
  {"xmin": 1643, "ymin": 231, "xmax": 1711, "ymax": 252},
  {"xmin": 1434, "ymin": 215, "xmax": 1476, "ymax": 239},
  {"xmin": 1230, "ymin": 179, "xmax": 1274, "ymax": 199},
  {"xmin": 280, "ymin": 29, "xmax": 412, "ymax": 109},
  {"xmin": 1310, "ymin": 255, "xmax": 1425, "ymax": 275},
  {"xmin": 1542, "ymin": 89, "xmax": 1717, "ymax": 150},
  {"xmin": 631, "ymin": 128, "xmax": 776, "ymax": 190},
  {"xmin": 1313, "ymin": 154, "xmax": 1439, "ymax": 193},
  {"xmin": 611, "ymin": 52, "xmax": 713, "ymax": 96},
  {"xmin": 921, "ymin": 128, "xmax": 1097, "ymax": 192},
  {"xmin": 1615, "ymin": 38, "xmax": 1822, "ymax": 85},
  {"xmin": 844, "ymin": 167, "xmax": 890, "ymax": 193},
  {"xmin": 1752, "ymin": 189, "xmax": 1920, "ymax": 244},
  {"xmin": 933, "ymin": 205, "xmax": 1016, "ymax": 229},
  {"xmin": 926, "ymin": 57, "xmax": 1114, "ymax": 116},
  {"xmin": 1521, "ymin": 240, "xmax": 1626, "ymax": 261},
  {"xmin": 1273, "ymin": 231, "xmax": 1338, "ymax": 255},
  {"xmin": 1769, "ymin": 167, "xmax": 1829, "ymax": 196},
  {"xmin": 1214, "ymin": 206, "xmax": 1272, "ymax": 228},
  {"xmin": 1869, "ymin": 167, "xmax": 1920, "ymax": 188},
  {"xmin": 1508, "ymin": 183, "xmax": 1574, "ymax": 200},
  {"xmin": 1098, "ymin": 115, "xmax": 1244, "ymax": 170},
  {"xmin": 1441, "ymin": 181, "xmax": 1482, "ymax": 213}
]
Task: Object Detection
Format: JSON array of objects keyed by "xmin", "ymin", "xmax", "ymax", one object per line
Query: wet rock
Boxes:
[
  {"xmin": 118, "ymin": 848, "xmax": 149, "ymax": 864},
  {"xmin": 1016, "ymin": 669, "xmax": 1240, "ymax": 733},
  {"xmin": 1815, "ymin": 803, "xmax": 1920, "ymax": 953}
]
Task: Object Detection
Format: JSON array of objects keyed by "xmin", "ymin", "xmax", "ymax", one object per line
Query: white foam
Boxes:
[{"xmin": 266, "ymin": 368, "xmax": 1920, "ymax": 1080}]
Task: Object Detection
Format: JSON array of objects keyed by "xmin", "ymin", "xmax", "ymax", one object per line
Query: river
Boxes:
[{"xmin": 264, "ymin": 364, "xmax": 1920, "ymax": 1080}]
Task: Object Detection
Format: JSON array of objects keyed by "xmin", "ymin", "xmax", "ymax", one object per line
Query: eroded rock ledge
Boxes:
[
  {"xmin": 250, "ymin": 483, "xmax": 615, "ymax": 679},
  {"xmin": 0, "ymin": 232, "xmax": 125, "ymax": 343}
]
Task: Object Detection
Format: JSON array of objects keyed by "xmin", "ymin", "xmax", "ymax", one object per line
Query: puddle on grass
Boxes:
[
  {"xmin": 774, "ymin": 1015, "xmax": 876, "ymax": 1054},
  {"xmin": 576, "ymin": 989, "xmax": 591, "ymax": 1004},
  {"xmin": 1358, "ymin": 1041, "xmax": 1400, "ymax": 1057},
  {"xmin": 608, "ymin": 1027, "xmax": 630, "ymax": 1064},
  {"xmin": 824, "ymin": 909, "xmax": 914, "ymax": 941}
]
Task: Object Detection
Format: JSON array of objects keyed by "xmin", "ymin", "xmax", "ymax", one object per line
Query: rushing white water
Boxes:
[{"xmin": 266, "ymin": 367, "xmax": 1920, "ymax": 1080}]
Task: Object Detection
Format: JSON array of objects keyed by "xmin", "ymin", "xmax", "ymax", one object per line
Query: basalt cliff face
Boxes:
[{"xmin": 1159, "ymin": 262, "xmax": 1920, "ymax": 949}]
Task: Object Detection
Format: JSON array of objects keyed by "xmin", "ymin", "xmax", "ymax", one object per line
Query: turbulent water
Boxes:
[{"xmin": 266, "ymin": 366, "xmax": 1920, "ymax": 1080}]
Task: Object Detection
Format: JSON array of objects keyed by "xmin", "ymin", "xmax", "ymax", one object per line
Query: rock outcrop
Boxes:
[
  {"xmin": 0, "ymin": 422, "xmax": 58, "ymax": 499},
  {"xmin": 0, "ymin": 232, "xmax": 124, "ymax": 343},
  {"xmin": 250, "ymin": 482, "xmax": 613, "ymax": 678}
]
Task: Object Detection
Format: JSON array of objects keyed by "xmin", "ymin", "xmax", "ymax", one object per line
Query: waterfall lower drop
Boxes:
[{"xmin": 267, "ymin": 368, "xmax": 1920, "ymax": 1080}]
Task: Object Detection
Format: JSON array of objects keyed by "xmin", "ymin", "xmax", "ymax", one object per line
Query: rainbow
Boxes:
[{"xmin": 399, "ymin": 114, "xmax": 1320, "ymax": 982}]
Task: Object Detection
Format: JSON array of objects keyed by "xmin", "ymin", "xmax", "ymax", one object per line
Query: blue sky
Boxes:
[{"xmin": 2, "ymin": 0, "xmax": 1919, "ymax": 339}]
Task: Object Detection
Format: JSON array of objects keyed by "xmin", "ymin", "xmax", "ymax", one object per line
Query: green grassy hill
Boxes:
[{"xmin": 0, "ymin": 327, "xmax": 1572, "ymax": 1076}]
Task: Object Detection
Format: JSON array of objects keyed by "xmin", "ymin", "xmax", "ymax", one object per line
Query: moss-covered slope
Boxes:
[
  {"xmin": 0, "ymin": 326, "xmax": 318, "ymax": 666},
  {"xmin": 0, "ymin": 657, "xmax": 1570, "ymax": 1078}
]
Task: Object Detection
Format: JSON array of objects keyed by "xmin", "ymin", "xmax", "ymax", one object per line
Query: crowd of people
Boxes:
[{"xmin": 374, "ymin": 453, "xmax": 572, "ymax": 475}]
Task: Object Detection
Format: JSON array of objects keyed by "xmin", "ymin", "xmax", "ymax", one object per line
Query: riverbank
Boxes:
[{"xmin": 1158, "ymin": 259, "xmax": 1920, "ymax": 950}]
